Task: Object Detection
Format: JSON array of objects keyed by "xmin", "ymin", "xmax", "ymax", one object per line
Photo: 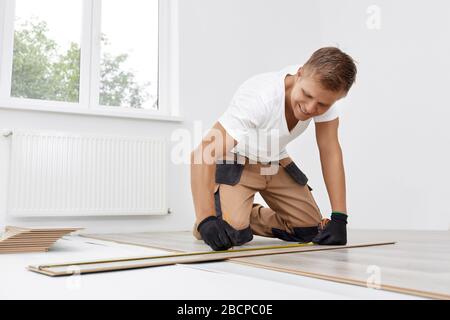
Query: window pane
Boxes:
[
  {"xmin": 11, "ymin": 0, "xmax": 82, "ymax": 102},
  {"xmin": 100, "ymin": 0, "xmax": 159, "ymax": 110}
]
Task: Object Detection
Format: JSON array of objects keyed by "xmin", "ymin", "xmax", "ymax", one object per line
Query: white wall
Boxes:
[
  {"xmin": 0, "ymin": 0, "xmax": 322, "ymax": 233},
  {"xmin": 286, "ymin": 0, "xmax": 450, "ymax": 230}
]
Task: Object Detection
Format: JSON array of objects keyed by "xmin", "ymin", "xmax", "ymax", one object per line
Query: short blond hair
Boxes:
[{"xmin": 303, "ymin": 47, "xmax": 357, "ymax": 92}]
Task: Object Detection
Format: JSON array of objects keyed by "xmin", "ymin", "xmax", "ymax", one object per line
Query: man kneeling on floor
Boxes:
[{"xmin": 190, "ymin": 47, "xmax": 357, "ymax": 251}]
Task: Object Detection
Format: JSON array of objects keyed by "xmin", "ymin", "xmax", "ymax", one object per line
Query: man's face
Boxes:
[{"xmin": 290, "ymin": 69, "xmax": 346, "ymax": 121}]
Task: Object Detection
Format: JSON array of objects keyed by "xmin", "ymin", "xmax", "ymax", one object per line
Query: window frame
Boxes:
[{"xmin": 0, "ymin": 0, "xmax": 181, "ymax": 122}]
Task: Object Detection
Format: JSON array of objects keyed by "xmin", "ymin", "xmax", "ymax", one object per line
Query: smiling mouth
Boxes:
[{"xmin": 298, "ymin": 104, "xmax": 310, "ymax": 115}]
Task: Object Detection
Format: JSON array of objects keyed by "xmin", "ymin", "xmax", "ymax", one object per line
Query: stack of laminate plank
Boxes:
[{"xmin": 0, "ymin": 226, "xmax": 82, "ymax": 254}]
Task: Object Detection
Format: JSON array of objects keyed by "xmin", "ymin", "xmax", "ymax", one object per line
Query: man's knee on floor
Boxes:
[
  {"xmin": 221, "ymin": 211, "xmax": 254, "ymax": 246},
  {"xmin": 223, "ymin": 222, "xmax": 254, "ymax": 246},
  {"xmin": 193, "ymin": 219, "xmax": 253, "ymax": 246},
  {"xmin": 271, "ymin": 226, "xmax": 319, "ymax": 243}
]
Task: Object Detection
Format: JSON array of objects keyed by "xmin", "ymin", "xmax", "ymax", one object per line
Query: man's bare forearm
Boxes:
[
  {"xmin": 190, "ymin": 150, "xmax": 217, "ymax": 223},
  {"xmin": 319, "ymin": 144, "xmax": 347, "ymax": 214},
  {"xmin": 190, "ymin": 122, "xmax": 237, "ymax": 224}
]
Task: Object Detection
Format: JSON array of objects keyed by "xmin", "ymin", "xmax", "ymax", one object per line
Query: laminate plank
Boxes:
[
  {"xmin": 234, "ymin": 231, "xmax": 450, "ymax": 299},
  {"xmin": 81, "ymin": 230, "xmax": 450, "ymax": 299},
  {"xmin": 28, "ymin": 242, "xmax": 395, "ymax": 276},
  {"xmin": 81, "ymin": 231, "xmax": 291, "ymax": 252},
  {"xmin": 0, "ymin": 226, "xmax": 82, "ymax": 253}
]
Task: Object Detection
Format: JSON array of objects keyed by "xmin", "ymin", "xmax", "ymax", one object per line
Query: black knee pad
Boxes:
[
  {"xmin": 293, "ymin": 226, "xmax": 319, "ymax": 242},
  {"xmin": 223, "ymin": 224, "xmax": 254, "ymax": 246},
  {"xmin": 272, "ymin": 226, "xmax": 319, "ymax": 243}
]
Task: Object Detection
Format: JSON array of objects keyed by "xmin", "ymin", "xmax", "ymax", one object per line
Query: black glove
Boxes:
[
  {"xmin": 197, "ymin": 216, "xmax": 233, "ymax": 251},
  {"xmin": 312, "ymin": 212, "xmax": 347, "ymax": 245}
]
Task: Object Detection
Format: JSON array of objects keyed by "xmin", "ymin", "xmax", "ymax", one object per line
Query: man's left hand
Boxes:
[{"xmin": 312, "ymin": 212, "xmax": 347, "ymax": 245}]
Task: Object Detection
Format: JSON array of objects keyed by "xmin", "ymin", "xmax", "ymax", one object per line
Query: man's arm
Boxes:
[
  {"xmin": 312, "ymin": 117, "xmax": 348, "ymax": 245},
  {"xmin": 190, "ymin": 121, "xmax": 238, "ymax": 223},
  {"xmin": 315, "ymin": 118, "xmax": 347, "ymax": 214}
]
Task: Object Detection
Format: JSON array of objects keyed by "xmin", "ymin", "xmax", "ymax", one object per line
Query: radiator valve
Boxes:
[{"xmin": 1, "ymin": 130, "xmax": 13, "ymax": 138}]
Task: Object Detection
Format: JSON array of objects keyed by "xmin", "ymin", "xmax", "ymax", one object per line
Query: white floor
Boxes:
[{"xmin": 0, "ymin": 236, "xmax": 422, "ymax": 300}]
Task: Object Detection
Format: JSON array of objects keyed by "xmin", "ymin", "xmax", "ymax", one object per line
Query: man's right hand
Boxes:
[{"xmin": 197, "ymin": 216, "xmax": 233, "ymax": 251}]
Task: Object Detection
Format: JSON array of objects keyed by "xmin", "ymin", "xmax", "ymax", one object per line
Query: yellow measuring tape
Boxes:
[{"xmin": 38, "ymin": 242, "xmax": 314, "ymax": 269}]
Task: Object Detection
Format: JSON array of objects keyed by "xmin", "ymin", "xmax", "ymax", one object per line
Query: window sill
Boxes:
[{"xmin": 0, "ymin": 102, "xmax": 184, "ymax": 122}]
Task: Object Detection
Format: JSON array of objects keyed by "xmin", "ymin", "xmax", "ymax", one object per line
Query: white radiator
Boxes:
[{"xmin": 6, "ymin": 131, "xmax": 168, "ymax": 217}]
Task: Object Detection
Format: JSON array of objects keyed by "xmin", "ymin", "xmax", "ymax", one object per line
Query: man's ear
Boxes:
[{"xmin": 295, "ymin": 67, "xmax": 304, "ymax": 82}]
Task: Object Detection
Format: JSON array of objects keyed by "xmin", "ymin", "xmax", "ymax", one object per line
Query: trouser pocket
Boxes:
[
  {"xmin": 215, "ymin": 162, "xmax": 245, "ymax": 185},
  {"xmin": 283, "ymin": 161, "xmax": 308, "ymax": 185}
]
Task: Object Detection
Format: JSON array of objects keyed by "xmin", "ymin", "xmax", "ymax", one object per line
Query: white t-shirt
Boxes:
[{"xmin": 218, "ymin": 65, "xmax": 341, "ymax": 162}]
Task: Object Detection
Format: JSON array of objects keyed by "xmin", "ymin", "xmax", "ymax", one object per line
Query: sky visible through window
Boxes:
[
  {"xmin": 13, "ymin": 0, "xmax": 158, "ymax": 109},
  {"xmin": 15, "ymin": 0, "xmax": 81, "ymax": 51}
]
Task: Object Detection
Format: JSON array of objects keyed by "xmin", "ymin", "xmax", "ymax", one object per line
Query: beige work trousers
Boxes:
[{"xmin": 193, "ymin": 158, "xmax": 323, "ymax": 244}]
